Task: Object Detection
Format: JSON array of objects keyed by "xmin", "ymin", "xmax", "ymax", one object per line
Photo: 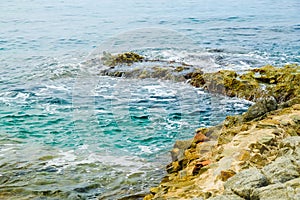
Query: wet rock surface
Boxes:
[{"xmin": 96, "ymin": 52, "xmax": 300, "ymax": 104}]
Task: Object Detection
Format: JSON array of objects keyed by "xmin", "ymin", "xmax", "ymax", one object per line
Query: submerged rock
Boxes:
[{"xmin": 98, "ymin": 53, "xmax": 299, "ymax": 105}]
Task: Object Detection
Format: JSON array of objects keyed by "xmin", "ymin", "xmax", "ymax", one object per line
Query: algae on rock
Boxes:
[{"xmin": 101, "ymin": 51, "xmax": 144, "ymax": 67}]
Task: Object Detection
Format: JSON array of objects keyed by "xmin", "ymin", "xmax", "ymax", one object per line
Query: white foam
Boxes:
[
  {"xmin": 138, "ymin": 145, "xmax": 152, "ymax": 153},
  {"xmin": 46, "ymin": 85, "xmax": 69, "ymax": 91}
]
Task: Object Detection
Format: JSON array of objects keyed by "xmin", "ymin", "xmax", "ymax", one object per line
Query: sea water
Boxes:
[{"xmin": 0, "ymin": 0, "xmax": 299, "ymax": 199}]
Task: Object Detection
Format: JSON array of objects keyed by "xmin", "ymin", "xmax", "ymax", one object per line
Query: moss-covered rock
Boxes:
[
  {"xmin": 188, "ymin": 69, "xmax": 263, "ymax": 101},
  {"xmin": 99, "ymin": 55, "xmax": 299, "ymax": 104},
  {"xmin": 101, "ymin": 51, "xmax": 144, "ymax": 67},
  {"xmin": 188, "ymin": 64, "xmax": 300, "ymax": 103}
]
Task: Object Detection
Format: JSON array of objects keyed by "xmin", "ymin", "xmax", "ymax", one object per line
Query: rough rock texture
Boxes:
[
  {"xmin": 224, "ymin": 168, "xmax": 268, "ymax": 199},
  {"xmin": 242, "ymin": 96, "xmax": 277, "ymax": 121},
  {"xmin": 262, "ymin": 156, "xmax": 299, "ymax": 184},
  {"xmin": 144, "ymin": 103, "xmax": 300, "ymax": 200},
  {"xmin": 251, "ymin": 183, "xmax": 289, "ymax": 200},
  {"xmin": 101, "ymin": 51, "xmax": 144, "ymax": 67}
]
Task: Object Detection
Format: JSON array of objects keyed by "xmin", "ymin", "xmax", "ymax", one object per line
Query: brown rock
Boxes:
[
  {"xmin": 166, "ymin": 161, "xmax": 181, "ymax": 174},
  {"xmin": 143, "ymin": 194, "xmax": 154, "ymax": 200},
  {"xmin": 196, "ymin": 141, "xmax": 215, "ymax": 155},
  {"xmin": 150, "ymin": 187, "xmax": 159, "ymax": 194},
  {"xmin": 192, "ymin": 160, "xmax": 211, "ymax": 176},
  {"xmin": 220, "ymin": 169, "xmax": 236, "ymax": 181},
  {"xmin": 238, "ymin": 150, "xmax": 250, "ymax": 161},
  {"xmin": 249, "ymin": 153, "xmax": 267, "ymax": 167},
  {"xmin": 193, "ymin": 132, "xmax": 209, "ymax": 144}
]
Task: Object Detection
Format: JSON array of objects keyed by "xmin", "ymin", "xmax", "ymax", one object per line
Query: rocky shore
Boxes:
[
  {"xmin": 144, "ymin": 100, "xmax": 300, "ymax": 199},
  {"xmin": 93, "ymin": 52, "xmax": 300, "ymax": 200}
]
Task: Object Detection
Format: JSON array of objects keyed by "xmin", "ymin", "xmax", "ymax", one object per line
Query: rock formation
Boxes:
[
  {"xmin": 143, "ymin": 62, "xmax": 300, "ymax": 199},
  {"xmin": 89, "ymin": 52, "xmax": 300, "ymax": 200}
]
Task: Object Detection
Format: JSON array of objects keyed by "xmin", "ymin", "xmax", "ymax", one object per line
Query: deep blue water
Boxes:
[{"xmin": 0, "ymin": 0, "xmax": 299, "ymax": 199}]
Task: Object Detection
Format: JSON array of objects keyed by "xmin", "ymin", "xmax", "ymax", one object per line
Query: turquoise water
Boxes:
[{"xmin": 0, "ymin": 0, "xmax": 299, "ymax": 199}]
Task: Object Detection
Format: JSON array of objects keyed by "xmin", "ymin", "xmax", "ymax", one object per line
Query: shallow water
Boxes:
[
  {"xmin": 0, "ymin": 0, "xmax": 299, "ymax": 199},
  {"xmin": 0, "ymin": 73, "xmax": 253, "ymax": 199}
]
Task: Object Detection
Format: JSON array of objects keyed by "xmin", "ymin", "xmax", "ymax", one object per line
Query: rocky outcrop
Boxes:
[
  {"xmin": 144, "ymin": 103, "xmax": 300, "ymax": 200},
  {"xmin": 89, "ymin": 52, "xmax": 300, "ymax": 200},
  {"xmin": 101, "ymin": 51, "xmax": 144, "ymax": 67},
  {"xmin": 137, "ymin": 63, "xmax": 298, "ymax": 199},
  {"xmin": 187, "ymin": 64, "xmax": 300, "ymax": 103},
  {"xmin": 97, "ymin": 52, "xmax": 299, "ymax": 104}
]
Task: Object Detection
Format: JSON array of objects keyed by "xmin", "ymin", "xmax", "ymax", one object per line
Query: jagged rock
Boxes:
[
  {"xmin": 267, "ymin": 65, "xmax": 300, "ymax": 103},
  {"xmin": 242, "ymin": 96, "xmax": 277, "ymax": 121},
  {"xmin": 278, "ymin": 137, "xmax": 300, "ymax": 169},
  {"xmin": 202, "ymin": 70, "xmax": 262, "ymax": 101},
  {"xmin": 0, "ymin": 175, "xmax": 9, "ymax": 185},
  {"xmin": 174, "ymin": 140, "xmax": 193, "ymax": 150},
  {"xmin": 224, "ymin": 168, "xmax": 268, "ymax": 199},
  {"xmin": 251, "ymin": 183, "xmax": 289, "ymax": 200},
  {"xmin": 279, "ymin": 136, "xmax": 300, "ymax": 152},
  {"xmin": 99, "ymin": 57, "xmax": 299, "ymax": 105},
  {"xmin": 251, "ymin": 175, "xmax": 300, "ymax": 200},
  {"xmin": 283, "ymin": 178, "xmax": 300, "ymax": 200},
  {"xmin": 171, "ymin": 139, "xmax": 193, "ymax": 161},
  {"xmin": 98, "ymin": 56, "xmax": 300, "ymax": 104},
  {"xmin": 188, "ymin": 70, "xmax": 206, "ymax": 87},
  {"xmin": 143, "ymin": 194, "xmax": 154, "ymax": 200},
  {"xmin": 217, "ymin": 129, "xmax": 238, "ymax": 145},
  {"xmin": 166, "ymin": 161, "xmax": 181, "ymax": 174},
  {"xmin": 192, "ymin": 160, "xmax": 211, "ymax": 176},
  {"xmin": 237, "ymin": 149, "xmax": 251, "ymax": 162},
  {"xmin": 279, "ymin": 96, "xmax": 300, "ymax": 109},
  {"xmin": 101, "ymin": 51, "xmax": 144, "ymax": 67},
  {"xmin": 223, "ymin": 115, "xmax": 243, "ymax": 128},
  {"xmin": 149, "ymin": 187, "xmax": 159, "ymax": 194},
  {"xmin": 261, "ymin": 156, "xmax": 299, "ymax": 184},
  {"xmin": 219, "ymin": 170, "xmax": 236, "ymax": 182},
  {"xmin": 193, "ymin": 132, "xmax": 209, "ymax": 144},
  {"xmin": 196, "ymin": 141, "xmax": 216, "ymax": 155},
  {"xmin": 146, "ymin": 105, "xmax": 300, "ymax": 200}
]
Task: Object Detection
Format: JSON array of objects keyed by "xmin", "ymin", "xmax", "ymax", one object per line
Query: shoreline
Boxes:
[
  {"xmin": 142, "ymin": 64, "xmax": 300, "ymax": 199},
  {"xmin": 145, "ymin": 102, "xmax": 300, "ymax": 199},
  {"xmin": 94, "ymin": 52, "xmax": 300, "ymax": 199}
]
